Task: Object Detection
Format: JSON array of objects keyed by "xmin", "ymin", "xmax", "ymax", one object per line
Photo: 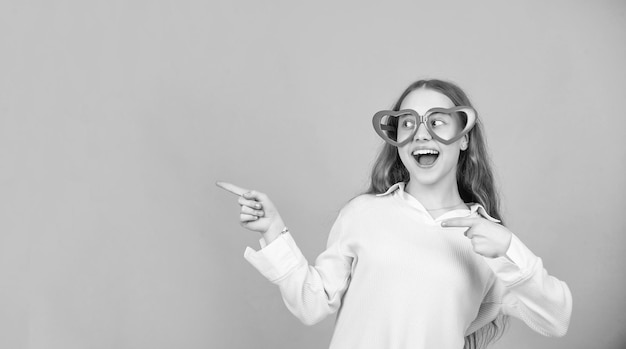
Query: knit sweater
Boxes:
[{"xmin": 244, "ymin": 183, "xmax": 572, "ymax": 349}]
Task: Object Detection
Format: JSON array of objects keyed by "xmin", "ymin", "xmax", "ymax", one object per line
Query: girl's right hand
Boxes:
[{"xmin": 216, "ymin": 182, "xmax": 286, "ymax": 244}]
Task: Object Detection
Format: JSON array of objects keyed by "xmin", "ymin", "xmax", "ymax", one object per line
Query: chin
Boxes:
[
  {"xmin": 411, "ymin": 172, "xmax": 445, "ymax": 186},
  {"xmin": 407, "ymin": 162, "xmax": 458, "ymax": 187}
]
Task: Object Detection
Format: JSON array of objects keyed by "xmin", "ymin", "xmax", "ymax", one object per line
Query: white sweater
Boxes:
[{"xmin": 244, "ymin": 183, "xmax": 572, "ymax": 349}]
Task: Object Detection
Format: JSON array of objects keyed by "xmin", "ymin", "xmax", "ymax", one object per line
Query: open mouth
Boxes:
[{"xmin": 412, "ymin": 149, "xmax": 439, "ymax": 167}]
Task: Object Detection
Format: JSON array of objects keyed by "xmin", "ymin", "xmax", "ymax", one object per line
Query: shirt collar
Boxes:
[
  {"xmin": 376, "ymin": 182, "xmax": 405, "ymax": 197},
  {"xmin": 375, "ymin": 182, "xmax": 500, "ymax": 223}
]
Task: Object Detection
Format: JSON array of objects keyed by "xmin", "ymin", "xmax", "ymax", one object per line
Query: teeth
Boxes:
[{"xmin": 412, "ymin": 149, "xmax": 439, "ymax": 155}]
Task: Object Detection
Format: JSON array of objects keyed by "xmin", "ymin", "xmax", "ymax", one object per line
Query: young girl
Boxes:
[{"xmin": 218, "ymin": 79, "xmax": 572, "ymax": 349}]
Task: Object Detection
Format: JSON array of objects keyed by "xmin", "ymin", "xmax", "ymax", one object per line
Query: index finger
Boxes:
[
  {"xmin": 215, "ymin": 181, "xmax": 249, "ymax": 197},
  {"xmin": 440, "ymin": 217, "xmax": 478, "ymax": 228}
]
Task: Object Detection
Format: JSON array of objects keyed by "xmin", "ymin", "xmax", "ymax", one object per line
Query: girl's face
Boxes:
[{"xmin": 397, "ymin": 88, "xmax": 466, "ymax": 187}]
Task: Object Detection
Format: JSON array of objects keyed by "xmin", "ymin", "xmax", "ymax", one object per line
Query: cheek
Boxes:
[{"xmin": 442, "ymin": 144, "xmax": 462, "ymax": 163}]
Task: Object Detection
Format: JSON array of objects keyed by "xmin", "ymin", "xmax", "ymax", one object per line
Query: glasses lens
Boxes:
[
  {"xmin": 377, "ymin": 112, "xmax": 417, "ymax": 144},
  {"xmin": 427, "ymin": 110, "xmax": 469, "ymax": 142}
]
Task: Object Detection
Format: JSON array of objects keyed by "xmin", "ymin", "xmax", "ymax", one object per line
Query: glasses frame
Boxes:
[{"xmin": 372, "ymin": 106, "xmax": 477, "ymax": 147}]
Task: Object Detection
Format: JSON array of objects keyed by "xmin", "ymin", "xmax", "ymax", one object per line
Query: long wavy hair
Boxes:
[{"xmin": 366, "ymin": 79, "xmax": 508, "ymax": 348}]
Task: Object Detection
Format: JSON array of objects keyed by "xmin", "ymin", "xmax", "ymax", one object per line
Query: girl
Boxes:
[{"xmin": 218, "ymin": 79, "xmax": 572, "ymax": 349}]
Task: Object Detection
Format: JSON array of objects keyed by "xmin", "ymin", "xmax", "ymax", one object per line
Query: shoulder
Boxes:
[{"xmin": 338, "ymin": 193, "xmax": 392, "ymax": 219}]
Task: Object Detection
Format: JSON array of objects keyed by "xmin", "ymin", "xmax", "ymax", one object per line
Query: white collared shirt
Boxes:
[{"xmin": 244, "ymin": 183, "xmax": 572, "ymax": 349}]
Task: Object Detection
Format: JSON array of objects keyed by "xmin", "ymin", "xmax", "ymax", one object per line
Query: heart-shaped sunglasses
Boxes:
[{"xmin": 372, "ymin": 106, "xmax": 477, "ymax": 146}]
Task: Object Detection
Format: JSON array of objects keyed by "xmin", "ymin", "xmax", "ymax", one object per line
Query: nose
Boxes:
[{"xmin": 414, "ymin": 121, "xmax": 432, "ymax": 141}]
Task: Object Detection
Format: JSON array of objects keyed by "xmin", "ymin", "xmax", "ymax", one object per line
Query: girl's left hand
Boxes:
[{"xmin": 440, "ymin": 217, "xmax": 513, "ymax": 258}]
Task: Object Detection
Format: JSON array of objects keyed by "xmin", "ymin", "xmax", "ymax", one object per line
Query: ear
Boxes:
[{"xmin": 460, "ymin": 135, "xmax": 469, "ymax": 151}]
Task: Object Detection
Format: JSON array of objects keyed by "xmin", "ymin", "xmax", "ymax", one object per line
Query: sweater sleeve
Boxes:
[
  {"xmin": 243, "ymin": 211, "xmax": 354, "ymax": 325},
  {"xmin": 468, "ymin": 233, "xmax": 573, "ymax": 337}
]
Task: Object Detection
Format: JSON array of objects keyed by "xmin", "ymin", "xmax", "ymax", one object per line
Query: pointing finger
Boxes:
[
  {"xmin": 440, "ymin": 217, "xmax": 479, "ymax": 228},
  {"xmin": 216, "ymin": 181, "xmax": 249, "ymax": 197}
]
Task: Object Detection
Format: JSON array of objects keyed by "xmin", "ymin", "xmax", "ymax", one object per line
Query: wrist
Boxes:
[{"xmin": 262, "ymin": 221, "xmax": 286, "ymax": 245}]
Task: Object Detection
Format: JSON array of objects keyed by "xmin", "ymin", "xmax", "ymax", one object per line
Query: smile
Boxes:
[{"xmin": 412, "ymin": 149, "xmax": 439, "ymax": 167}]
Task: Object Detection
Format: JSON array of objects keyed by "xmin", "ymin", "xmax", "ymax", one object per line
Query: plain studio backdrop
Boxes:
[{"xmin": 1, "ymin": 1, "xmax": 625, "ymax": 348}]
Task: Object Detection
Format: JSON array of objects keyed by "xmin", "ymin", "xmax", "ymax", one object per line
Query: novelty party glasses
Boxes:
[{"xmin": 372, "ymin": 107, "xmax": 477, "ymax": 146}]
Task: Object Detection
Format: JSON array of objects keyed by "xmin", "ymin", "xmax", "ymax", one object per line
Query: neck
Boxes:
[{"xmin": 405, "ymin": 177, "xmax": 464, "ymax": 211}]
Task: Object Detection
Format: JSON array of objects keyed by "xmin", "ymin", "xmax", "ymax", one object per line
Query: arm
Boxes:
[
  {"xmin": 480, "ymin": 234, "xmax": 573, "ymax": 337},
  {"xmin": 216, "ymin": 182, "xmax": 353, "ymax": 325},
  {"xmin": 443, "ymin": 210, "xmax": 572, "ymax": 337},
  {"xmin": 244, "ymin": 212, "xmax": 353, "ymax": 325}
]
